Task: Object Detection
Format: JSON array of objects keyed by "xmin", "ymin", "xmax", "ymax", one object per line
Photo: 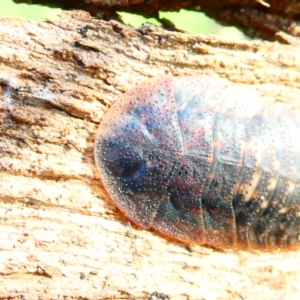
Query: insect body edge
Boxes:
[{"xmin": 94, "ymin": 75, "xmax": 300, "ymax": 251}]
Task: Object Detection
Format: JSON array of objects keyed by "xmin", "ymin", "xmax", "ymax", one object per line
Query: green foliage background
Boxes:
[
  {"xmin": 0, "ymin": 0, "xmax": 246, "ymax": 39},
  {"xmin": 0, "ymin": 0, "xmax": 61, "ymax": 20}
]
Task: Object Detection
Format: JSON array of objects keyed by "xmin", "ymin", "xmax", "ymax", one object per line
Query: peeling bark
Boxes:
[{"xmin": 0, "ymin": 10, "xmax": 300, "ymax": 300}]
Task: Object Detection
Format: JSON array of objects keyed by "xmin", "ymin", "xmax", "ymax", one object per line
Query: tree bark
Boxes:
[
  {"xmin": 0, "ymin": 10, "xmax": 300, "ymax": 300},
  {"xmin": 14, "ymin": 0, "xmax": 300, "ymax": 41},
  {"xmin": 13, "ymin": 0, "xmax": 300, "ymax": 17}
]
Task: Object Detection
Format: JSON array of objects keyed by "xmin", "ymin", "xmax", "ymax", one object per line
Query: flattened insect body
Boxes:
[{"xmin": 94, "ymin": 75, "xmax": 300, "ymax": 251}]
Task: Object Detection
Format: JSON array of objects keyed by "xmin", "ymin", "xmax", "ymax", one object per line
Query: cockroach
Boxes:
[{"xmin": 94, "ymin": 76, "xmax": 300, "ymax": 251}]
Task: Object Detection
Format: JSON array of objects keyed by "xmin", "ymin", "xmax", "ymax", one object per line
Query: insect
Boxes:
[{"xmin": 94, "ymin": 75, "xmax": 300, "ymax": 251}]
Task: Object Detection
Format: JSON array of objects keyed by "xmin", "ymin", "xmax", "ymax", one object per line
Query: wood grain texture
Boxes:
[
  {"xmin": 0, "ymin": 10, "xmax": 300, "ymax": 300},
  {"xmin": 14, "ymin": 0, "xmax": 300, "ymax": 42}
]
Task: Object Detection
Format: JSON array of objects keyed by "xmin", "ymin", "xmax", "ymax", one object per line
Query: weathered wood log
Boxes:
[
  {"xmin": 0, "ymin": 10, "xmax": 299, "ymax": 299},
  {"xmin": 13, "ymin": 0, "xmax": 300, "ymax": 18},
  {"xmin": 14, "ymin": 0, "xmax": 300, "ymax": 41}
]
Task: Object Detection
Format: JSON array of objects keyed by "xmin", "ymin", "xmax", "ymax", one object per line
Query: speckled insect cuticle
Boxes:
[{"xmin": 94, "ymin": 75, "xmax": 300, "ymax": 251}]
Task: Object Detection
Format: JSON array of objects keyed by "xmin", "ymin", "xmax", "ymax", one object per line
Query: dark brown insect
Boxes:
[{"xmin": 94, "ymin": 75, "xmax": 300, "ymax": 251}]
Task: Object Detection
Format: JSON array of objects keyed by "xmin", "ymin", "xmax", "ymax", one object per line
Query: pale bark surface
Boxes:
[{"xmin": 0, "ymin": 10, "xmax": 300, "ymax": 300}]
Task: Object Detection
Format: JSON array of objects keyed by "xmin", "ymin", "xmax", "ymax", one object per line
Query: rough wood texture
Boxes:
[
  {"xmin": 0, "ymin": 10, "xmax": 300, "ymax": 300},
  {"xmin": 14, "ymin": 0, "xmax": 300, "ymax": 16},
  {"xmin": 14, "ymin": 0, "xmax": 300, "ymax": 41}
]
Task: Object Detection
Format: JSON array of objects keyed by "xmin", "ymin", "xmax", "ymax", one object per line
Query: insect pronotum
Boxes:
[{"xmin": 94, "ymin": 75, "xmax": 300, "ymax": 251}]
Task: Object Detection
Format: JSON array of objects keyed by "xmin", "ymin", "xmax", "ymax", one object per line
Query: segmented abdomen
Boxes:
[
  {"xmin": 172, "ymin": 77, "xmax": 300, "ymax": 250},
  {"xmin": 94, "ymin": 76, "xmax": 300, "ymax": 251}
]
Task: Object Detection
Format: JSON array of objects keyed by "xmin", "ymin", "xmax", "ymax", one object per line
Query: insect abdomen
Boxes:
[
  {"xmin": 94, "ymin": 76, "xmax": 300, "ymax": 251},
  {"xmin": 169, "ymin": 77, "xmax": 300, "ymax": 250}
]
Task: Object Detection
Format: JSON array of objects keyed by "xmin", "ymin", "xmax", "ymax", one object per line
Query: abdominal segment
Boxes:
[{"xmin": 94, "ymin": 76, "xmax": 300, "ymax": 251}]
